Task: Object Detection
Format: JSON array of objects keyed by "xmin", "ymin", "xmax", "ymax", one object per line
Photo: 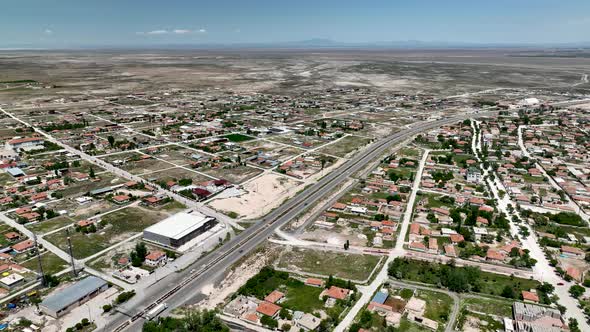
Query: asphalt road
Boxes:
[{"xmin": 103, "ymin": 110, "xmax": 500, "ymax": 332}]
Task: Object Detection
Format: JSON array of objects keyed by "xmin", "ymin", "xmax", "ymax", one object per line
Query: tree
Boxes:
[
  {"xmin": 107, "ymin": 135, "xmax": 115, "ymax": 148},
  {"xmin": 569, "ymin": 318, "xmax": 581, "ymax": 332},
  {"xmin": 279, "ymin": 308, "xmax": 292, "ymax": 320},
  {"xmin": 89, "ymin": 167, "xmax": 95, "ymax": 178},
  {"xmin": 143, "ymin": 309, "xmax": 229, "ymax": 332},
  {"xmin": 569, "ymin": 285, "xmax": 585, "ymax": 298},
  {"xmin": 260, "ymin": 315, "xmax": 278, "ymax": 329},
  {"xmin": 501, "ymin": 285, "xmax": 516, "ymax": 299}
]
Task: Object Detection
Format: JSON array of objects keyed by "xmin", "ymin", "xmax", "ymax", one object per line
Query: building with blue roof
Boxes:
[
  {"xmin": 372, "ymin": 291, "xmax": 388, "ymax": 304},
  {"xmin": 40, "ymin": 276, "xmax": 108, "ymax": 318}
]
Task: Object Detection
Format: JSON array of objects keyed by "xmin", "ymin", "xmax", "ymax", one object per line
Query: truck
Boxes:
[{"xmin": 146, "ymin": 303, "xmax": 168, "ymax": 320}]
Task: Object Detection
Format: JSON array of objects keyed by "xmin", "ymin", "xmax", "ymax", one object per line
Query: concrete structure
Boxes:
[
  {"xmin": 40, "ymin": 276, "xmax": 109, "ymax": 318},
  {"xmin": 6, "ymin": 137, "xmax": 44, "ymax": 151},
  {"xmin": 143, "ymin": 212, "xmax": 217, "ymax": 248},
  {"xmin": 512, "ymin": 302, "xmax": 565, "ymax": 332},
  {"xmin": 0, "ymin": 273, "xmax": 24, "ymax": 289},
  {"xmin": 466, "ymin": 167, "xmax": 482, "ymax": 183},
  {"xmin": 295, "ymin": 313, "xmax": 321, "ymax": 331}
]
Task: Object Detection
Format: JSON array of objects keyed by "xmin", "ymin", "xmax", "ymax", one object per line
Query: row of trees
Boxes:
[{"xmin": 142, "ymin": 309, "xmax": 228, "ymax": 332}]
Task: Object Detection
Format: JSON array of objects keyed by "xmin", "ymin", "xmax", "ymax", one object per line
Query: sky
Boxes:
[{"xmin": 2, "ymin": 0, "xmax": 590, "ymax": 48}]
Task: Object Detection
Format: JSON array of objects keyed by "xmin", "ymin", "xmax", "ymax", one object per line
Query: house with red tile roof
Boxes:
[
  {"xmin": 444, "ymin": 245, "xmax": 457, "ymax": 258},
  {"xmin": 428, "ymin": 238, "xmax": 438, "ymax": 254},
  {"xmin": 256, "ymin": 301, "xmax": 281, "ymax": 318},
  {"xmin": 4, "ymin": 232, "xmax": 20, "ymax": 241},
  {"xmin": 450, "ymin": 234, "xmax": 464, "ymax": 244},
  {"xmin": 331, "ymin": 202, "xmax": 347, "ymax": 211},
  {"xmin": 264, "ymin": 290, "xmax": 284, "ymax": 304},
  {"xmin": 305, "ymin": 278, "xmax": 324, "ymax": 288},
  {"xmin": 20, "ymin": 212, "xmax": 41, "ymax": 222},
  {"xmin": 12, "ymin": 239, "xmax": 35, "ymax": 253},
  {"xmin": 409, "ymin": 241, "xmax": 427, "ymax": 252},
  {"xmin": 323, "ymin": 286, "xmax": 350, "ymax": 300},
  {"xmin": 112, "ymin": 194, "xmax": 131, "ymax": 204},
  {"xmin": 486, "ymin": 249, "xmax": 506, "ymax": 263},
  {"xmin": 145, "ymin": 251, "xmax": 167, "ymax": 267},
  {"xmin": 522, "ymin": 291, "xmax": 539, "ymax": 303},
  {"xmin": 77, "ymin": 220, "xmax": 94, "ymax": 227}
]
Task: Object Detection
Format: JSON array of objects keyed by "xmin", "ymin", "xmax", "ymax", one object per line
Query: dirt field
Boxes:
[{"xmin": 208, "ymin": 172, "xmax": 302, "ymax": 219}]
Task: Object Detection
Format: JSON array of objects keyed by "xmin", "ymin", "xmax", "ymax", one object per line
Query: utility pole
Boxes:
[
  {"xmin": 65, "ymin": 229, "xmax": 77, "ymax": 277},
  {"xmin": 32, "ymin": 234, "xmax": 46, "ymax": 286}
]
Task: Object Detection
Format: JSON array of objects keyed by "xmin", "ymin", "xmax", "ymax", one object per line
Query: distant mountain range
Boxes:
[{"xmin": 3, "ymin": 39, "xmax": 590, "ymax": 50}]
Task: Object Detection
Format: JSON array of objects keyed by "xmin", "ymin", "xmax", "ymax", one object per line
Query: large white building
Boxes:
[
  {"xmin": 143, "ymin": 212, "xmax": 217, "ymax": 248},
  {"xmin": 6, "ymin": 137, "xmax": 45, "ymax": 151}
]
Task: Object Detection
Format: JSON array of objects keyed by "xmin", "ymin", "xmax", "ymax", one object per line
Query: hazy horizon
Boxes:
[{"xmin": 2, "ymin": 1, "xmax": 590, "ymax": 49}]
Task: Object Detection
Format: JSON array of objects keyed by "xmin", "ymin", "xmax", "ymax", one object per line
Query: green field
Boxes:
[
  {"xmin": 281, "ymin": 281, "xmax": 325, "ymax": 312},
  {"xmin": 389, "ymin": 258, "xmax": 541, "ymax": 298},
  {"xmin": 416, "ymin": 290, "xmax": 452, "ymax": 323},
  {"xmin": 45, "ymin": 207, "xmax": 167, "ymax": 259},
  {"xmin": 461, "ymin": 296, "xmax": 513, "ymax": 317},
  {"xmin": 522, "ymin": 174, "xmax": 546, "ymax": 183},
  {"xmin": 27, "ymin": 215, "xmax": 75, "ymax": 234},
  {"xmin": 276, "ymin": 248, "xmax": 381, "ymax": 280},
  {"xmin": 21, "ymin": 252, "xmax": 68, "ymax": 275},
  {"xmin": 318, "ymin": 135, "xmax": 371, "ymax": 157},
  {"xmin": 223, "ymin": 133, "xmax": 255, "ymax": 142}
]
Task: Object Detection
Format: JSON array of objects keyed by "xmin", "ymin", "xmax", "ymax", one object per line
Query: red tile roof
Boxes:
[
  {"xmin": 264, "ymin": 290, "xmax": 285, "ymax": 304},
  {"xmin": 145, "ymin": 250, "xmax": 166, "ymax": 261},
  {"xmin": 522, "ymin": 291, "xmax": 539, "ymax": 303},
  {"xmin": 12, "ymin": 239, "xmax": 34, "ymax": 252},
  {"xmin": 256, "ymin": 301, "xmax": 281, "ymax": 317},
  {"xmin": 325, "ymin": 286, "xmax": 350, "ymax": 300},
  {"xmin": 305, "ymin": 278, "xmax": 324, "ymax": 287}
]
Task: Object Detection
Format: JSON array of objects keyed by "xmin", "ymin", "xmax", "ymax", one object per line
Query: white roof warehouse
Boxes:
[
  {"xmin": 143, "ymin": 212, "xmax": 217, "ymax": 248},
  {"xmin": 40, "ymin": 276, "xmax": 109, "ymax": 318}
]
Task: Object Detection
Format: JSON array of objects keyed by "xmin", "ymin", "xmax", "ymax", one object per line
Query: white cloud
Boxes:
[
  {"xmin": 147, "ymin": 29, "xmax": 169, "ymax": 35},
  {"xmin": 137, "ymin": 28, "xmax": 206, "ymax": 36},
  {"xmin": 44, "ymin": 29, "xmax": 53, "ymax": 35}
]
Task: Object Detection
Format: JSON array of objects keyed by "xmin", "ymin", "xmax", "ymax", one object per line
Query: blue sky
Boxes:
[{"xmin": 2, "ymin": 0, "xmax": 590, "ymax": 47}]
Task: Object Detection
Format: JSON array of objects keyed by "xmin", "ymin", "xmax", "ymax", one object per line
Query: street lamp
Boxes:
[{"xmin": 85, "ymin": 303, "xmax": 92, "ymax": 322}]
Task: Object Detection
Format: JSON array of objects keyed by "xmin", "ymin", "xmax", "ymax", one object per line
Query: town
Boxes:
[{"xmin": 0, "ymin": 46, "xmax": 589, "ymax": 332}]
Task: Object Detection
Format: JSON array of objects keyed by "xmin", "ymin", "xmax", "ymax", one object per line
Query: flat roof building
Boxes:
[
  {"xmin": 143, "ymin": 212, "xmax": 217, "ymax": 248},
  {"xmin": 40, "ymin": 276, "xmax": 108, "ymax": 318}
]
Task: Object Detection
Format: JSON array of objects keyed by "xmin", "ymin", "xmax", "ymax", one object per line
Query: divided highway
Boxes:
[{"xmin": 106, "ymin": 110, "xmax": 499, "ymax": 332}]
